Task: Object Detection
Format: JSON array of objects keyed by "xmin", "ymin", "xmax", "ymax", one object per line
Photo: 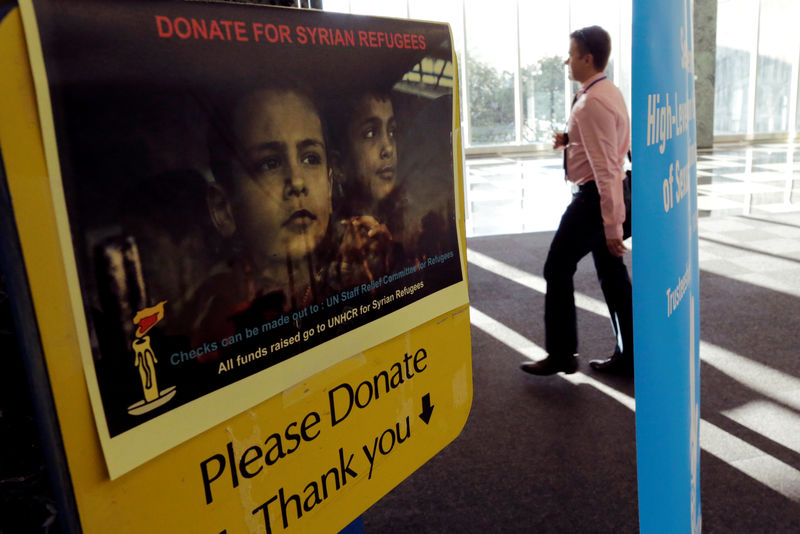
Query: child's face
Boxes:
[
  {"xmin": 226, "ymin": 89, "xmax": 332, "ymax": 268},
  {"xmin": 346, "ymin": 95, "xmax": 397, "ymax": 202}
]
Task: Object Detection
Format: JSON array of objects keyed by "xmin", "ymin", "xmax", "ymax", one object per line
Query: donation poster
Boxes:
[
  {"xmin": 632, "ymin": 0, "xmax": 702, "ymax": 532},
  {"xmin": 20, "ymin": 0, "xmax": 467, "ymax": 477}
]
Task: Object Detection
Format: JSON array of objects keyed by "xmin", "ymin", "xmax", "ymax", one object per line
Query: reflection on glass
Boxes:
[
  {"xmin": 754, "ymin": 0, "xmax": 796, "ymax": 133},
  {"xmin": 519, "ymin": 2, "xmax": 568, "ymax": 144},
  {"xmin": 714, "ymin": 0, "xmax": 756, "ymax": 135},
  {"xmin": 408, "ymin": 0, "xmax": 465, "ymax": 73},
  {"xmin": 465, "ymin": 0, "xmax": 517, "ymax": 145}
]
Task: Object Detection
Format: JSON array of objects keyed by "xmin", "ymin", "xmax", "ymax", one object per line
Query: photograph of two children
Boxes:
[{"xmin": 28, "ymin": 0, "xmax": 466, "ymax": 449}]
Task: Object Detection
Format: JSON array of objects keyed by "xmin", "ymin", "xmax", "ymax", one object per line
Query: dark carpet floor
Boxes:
[
  {"xmin": 3, "ymin": 213, "xmax": 799, "ymax": 532},
  {"xmin": 363, "ymin": 212, "xmax": 800, "ymax": 533}
]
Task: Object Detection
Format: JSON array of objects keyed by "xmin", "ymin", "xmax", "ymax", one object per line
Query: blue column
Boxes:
[{"xmin": 632, "ymin": 1, "xmax": 702, "ymax": 532}]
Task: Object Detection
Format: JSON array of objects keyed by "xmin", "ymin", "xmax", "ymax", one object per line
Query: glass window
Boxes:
[
  {"xmin": 754, "ymin": 0, "xmax": 797, "ymax": 134},
  {"xmin": 409, "ymin": 0, "xmax": 464, "ymax": 58},
  {"xmin": 464, "ymin": 0, "xmax": 517, "ymax": 146},
  {"xmin": 347, "ymin": 0, "xmax": 408, "ymax": 17},
  {"xmin": 568, "ymin": 0, "xmax": 618, "ymax": 35},
  {"xmin": 519, "ymin": 2, "xmax": 568, "ymax": 144},
  {"xmin": 797, "ymin": 66, "xmax": 800, "ymax": 132},
  {"xmin": 714, "ymin": 0, "xmax": 757, "ymax": 135},
  {"xmin": 569, "ymin": 0, "xmax": 620, "ymax": 83},
  {"xmin": 321, "ymin": 0, "xmax": 635, "ymax": 152},
  {"xmin": 564, "ymin": 0, "xmax": 625, "ymax": 108},
  {"xmin": 321, "ymin": 0, "xmax": 350, "ymax": 13},
  {"xmin": 617, "ymin": 0, "xmax": 633, "ymax": 111}
]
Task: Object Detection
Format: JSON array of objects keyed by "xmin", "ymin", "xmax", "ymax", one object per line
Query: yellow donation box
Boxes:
[{"xmin": 0, "ymin": 1, "xmax": 471, "ymax": 532}]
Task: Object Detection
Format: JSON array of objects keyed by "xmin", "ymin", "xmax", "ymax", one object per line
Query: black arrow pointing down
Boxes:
[{"xmin": 419, "ymin": 393, "xmax": 434, "ymax": 424}]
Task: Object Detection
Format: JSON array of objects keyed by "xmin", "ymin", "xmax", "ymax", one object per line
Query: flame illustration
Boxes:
[{"xmin": 132, "ymin": 300, "xmax": 167, "ymax": 338}]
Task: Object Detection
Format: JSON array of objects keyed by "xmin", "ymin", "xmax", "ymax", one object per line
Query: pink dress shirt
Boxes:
[{"xmin": 565, "ymin": 72, "xmax": 631, "ymax": 240}]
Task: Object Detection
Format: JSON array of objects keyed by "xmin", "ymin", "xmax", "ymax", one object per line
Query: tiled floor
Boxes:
[
  {"xmin": 465, "ymin": 155, "xmax": 572, "ymax": 237},
  {"xmin": 464, "ymin": 142, "xmax": 800, "ymax": 238}
]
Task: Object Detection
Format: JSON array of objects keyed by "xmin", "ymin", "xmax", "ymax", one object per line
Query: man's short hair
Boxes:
[{"xmin": 571, "ymin": 25, "xmax": 611, "ymax": 71}]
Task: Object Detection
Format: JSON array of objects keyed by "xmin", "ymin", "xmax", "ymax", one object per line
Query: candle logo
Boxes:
[{"xmin": 127, "ymin": 300, "xmax": 177, "ymax": 416}]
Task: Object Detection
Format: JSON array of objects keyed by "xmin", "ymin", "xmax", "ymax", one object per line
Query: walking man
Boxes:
[{"xmin": 521, "ymin": 25, "xmax": 633, "ymax": 376}]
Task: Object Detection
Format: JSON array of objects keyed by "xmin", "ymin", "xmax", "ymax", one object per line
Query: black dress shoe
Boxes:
[
  {"xmin": 520, "ymin": 355, "xmax": 578, "ymax": 376},
  {"xmin": 589, "ymin": 354, "xmax": 634, "ymax": 376}
]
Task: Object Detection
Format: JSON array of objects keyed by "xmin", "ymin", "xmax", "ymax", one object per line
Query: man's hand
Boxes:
[
  {"xmin": 606, "ymin": 238, "xmax": 628, "ymax": 257},
  {"xmin": 552, "ymin": 131, "xmax": 566, "ymax": 149}
]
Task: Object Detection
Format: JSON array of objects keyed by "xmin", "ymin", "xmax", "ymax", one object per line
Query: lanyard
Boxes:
[{"xmin": 571, "ymin": 75, "xmax": 607, "ymax": 108}]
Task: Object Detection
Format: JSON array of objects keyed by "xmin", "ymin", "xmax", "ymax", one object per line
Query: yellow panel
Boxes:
[{"xmin": 2, "ymin": 6, "xmax": 472, "ymax": 532}]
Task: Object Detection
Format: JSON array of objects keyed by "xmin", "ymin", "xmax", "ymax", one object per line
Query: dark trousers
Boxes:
[{"xmin": 543, "ymin": 182, "xmax": 633, "ymax": 360}]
